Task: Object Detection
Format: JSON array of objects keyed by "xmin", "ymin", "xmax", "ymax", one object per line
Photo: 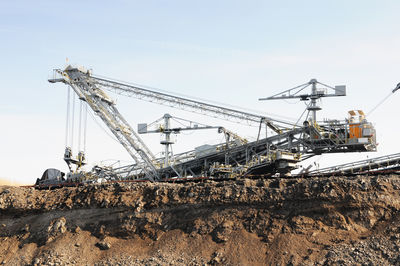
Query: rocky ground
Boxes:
[{"xmin": 1, "ymin": 175, "xmax": 400, "ymax": 265}]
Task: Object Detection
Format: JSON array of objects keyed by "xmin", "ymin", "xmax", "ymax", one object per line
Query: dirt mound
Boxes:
[{"xmin": 1, "ymin": 175, "xmax": 400, "ymax": 265}]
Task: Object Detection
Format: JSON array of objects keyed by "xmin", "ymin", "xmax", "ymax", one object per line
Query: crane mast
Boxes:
[{"xmin": 49, "ymin": 66, "xmax": 160, "ymax": 181}]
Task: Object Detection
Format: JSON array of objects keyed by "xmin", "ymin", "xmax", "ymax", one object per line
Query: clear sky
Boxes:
[{"xmin": 1, "ymin": 0, "xmax": 400, "ymax": 184}]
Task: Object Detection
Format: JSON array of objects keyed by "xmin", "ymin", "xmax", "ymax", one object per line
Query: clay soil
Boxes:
[{"xmin": 1, "ymin": 175, "xmax": 400, "ymax": 265}]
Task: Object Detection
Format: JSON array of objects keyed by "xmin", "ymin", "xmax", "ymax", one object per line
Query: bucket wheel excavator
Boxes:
[{"xmin": 40, "ymin": 65, "xmax": 377, "ymax": 184}]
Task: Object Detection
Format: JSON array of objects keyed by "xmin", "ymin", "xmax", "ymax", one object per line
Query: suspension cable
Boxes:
[
  {"xmin": 71, "ymin": 92, "xmax": 76, "ymax": 150},
  {"xmin": 367, "ymin": 91, "xmax": 393, "ymax": 117},
  {"xmin": 78, "ymin": 100, "xmax": 83, "ymax": 152},
  {"xmin": 87, "ymin": 108, "xmax": 119, "ymax": 143},
  {"xmin": 65, "ymin": 86, "xmax": 71, "ymax": 147},
  {"xmin": 294, "ymin": 107, "xmax": 308, "ymax": 128},
  {"xmin": 83, "ymin": 103, "xmax": 88, "ymax": 153}
]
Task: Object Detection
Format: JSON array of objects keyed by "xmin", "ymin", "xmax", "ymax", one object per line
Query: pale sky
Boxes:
[{"xmin": 1, "ymin": 0, "xmax": 400, "ymax": 184}]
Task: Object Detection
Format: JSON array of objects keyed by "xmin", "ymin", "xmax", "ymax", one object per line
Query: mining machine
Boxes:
[{"xmin": 41, "ymin": 65, "xmax": 377, "ymax": 185}]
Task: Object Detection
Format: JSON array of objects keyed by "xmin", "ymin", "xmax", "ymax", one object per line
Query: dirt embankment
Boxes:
[
  {"xmin": 1, "ymin": 175, "xmax": 400, "ymax": 265},
  {"xmin": 0, "ymin": 178, "xmax": 22, "ymax": 186}
]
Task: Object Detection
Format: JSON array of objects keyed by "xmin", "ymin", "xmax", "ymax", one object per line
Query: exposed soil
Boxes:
[
  {"xmin": 0, "ymin": 179, "xmax": 22, "ymax": 187},
  {"xmin": 1, "ymin": 175, "xmax": 400, "ymax": 265}
]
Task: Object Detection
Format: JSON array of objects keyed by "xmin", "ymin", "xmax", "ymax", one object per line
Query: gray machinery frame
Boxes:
[{"xmin": 49, "ymin": 66, "xmax": 377, "ymax": 181}]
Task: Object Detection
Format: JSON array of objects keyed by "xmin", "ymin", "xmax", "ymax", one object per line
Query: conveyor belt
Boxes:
[{"xmin": 307, "ymin": 153, "xmax": 400, "ymax": 175}]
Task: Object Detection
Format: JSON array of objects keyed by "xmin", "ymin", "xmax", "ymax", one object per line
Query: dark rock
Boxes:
[{"xmin": 97, "ymin": 240, "xmax": 111, "ymax": 250}]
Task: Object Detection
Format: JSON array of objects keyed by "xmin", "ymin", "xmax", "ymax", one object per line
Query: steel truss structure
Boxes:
[{"xmin": 48, "ymin": 65, "xmax": 378, "ymax": 181}]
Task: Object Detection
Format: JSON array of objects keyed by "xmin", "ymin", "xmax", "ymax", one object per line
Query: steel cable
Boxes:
[{"xmin": 65, "ymin": 86, "xmax": 71, "ymax": 147}]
